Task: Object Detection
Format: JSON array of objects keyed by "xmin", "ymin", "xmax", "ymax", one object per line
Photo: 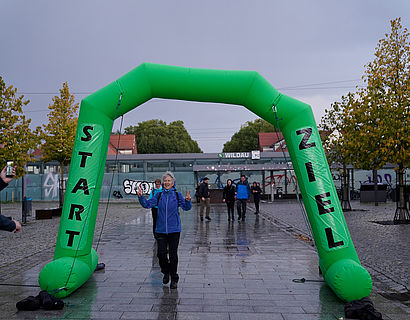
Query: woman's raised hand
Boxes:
[{"xmin": 185, "ymin": 190, "xmax": 191, "ymax": 201}]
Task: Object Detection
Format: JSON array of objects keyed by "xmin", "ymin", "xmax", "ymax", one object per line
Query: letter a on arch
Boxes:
[{"xmin": 39, "ymin": 63, "xmax": 372, "ymax": 301}]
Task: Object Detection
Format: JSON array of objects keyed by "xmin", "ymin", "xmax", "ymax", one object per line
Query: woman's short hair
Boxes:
[
  {"xmin": 154, "ymin": 178, "xmax": 162, "ymax": 184},
  {"xmin": 162, "ymin": 171, "xmax": 175, "ymax": 181}
]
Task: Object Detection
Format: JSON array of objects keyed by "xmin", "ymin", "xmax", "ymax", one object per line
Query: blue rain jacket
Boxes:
[
  {"xmin": 149, "ymin": 186, "xmax": 163, "ymax": 208},
  {"xmin": 235, "ymin": 180, "xmax": 251, "ymax": 200},
  {"xmin": 138, "ymin": 186, "xmax": 191, "ymax": 234}
]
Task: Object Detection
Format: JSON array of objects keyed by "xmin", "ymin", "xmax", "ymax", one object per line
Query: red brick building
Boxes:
[
  {"xmin": 258, "ymin": 132, "xmax": 288, "ymax": 152},
  {"xmin": 107, "ymin": 134, "xmax": 137, "ymax": 155}
]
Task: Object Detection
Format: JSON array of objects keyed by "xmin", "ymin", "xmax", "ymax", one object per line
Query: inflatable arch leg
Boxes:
[{"xmin": 39, "ymin": 63, "xmax": 372, "ymax": 301}]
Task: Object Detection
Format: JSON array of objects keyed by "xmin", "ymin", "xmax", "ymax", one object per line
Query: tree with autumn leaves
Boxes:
[
  {"xmin": 321, "ymin": 18, "xmax": 409, "ymax": 221},
  {"xmin": 320, "ymin": 93, "xmax": 356, "ymax": 211},
  {"xmin": 0, "ymin": 77, "xmax": 39, "ymax": 179},
  {"xmin": 40, "ymin": 82, "xmax": 79, "ymax": 207}
]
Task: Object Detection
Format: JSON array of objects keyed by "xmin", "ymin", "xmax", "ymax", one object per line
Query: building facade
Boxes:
[{"xmin": 1, "ymin": 152, "xmax": 407, "ymax": 202}]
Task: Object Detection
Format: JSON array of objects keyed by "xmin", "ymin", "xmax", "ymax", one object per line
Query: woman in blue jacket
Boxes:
[{"xmin": 138, "ymin": 171, "xmax": 191, "ymax": 289}]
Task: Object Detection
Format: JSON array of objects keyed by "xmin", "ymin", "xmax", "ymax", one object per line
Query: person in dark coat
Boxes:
[
  {"xmin": 222, "ymin": 179, "xmax": 236, "ymax": 221},
  {"xmin": 251, "ymin": 182, "xmax": 262, "ymax": 214},
  {"xmin": 198, "ymin": 177, "xmax": 211, "ymax": 221},
  {"xmin": 194, "ymin": 182, "xmax": 201, "ymax": 204},
  {"xmin": 0, "ymin": 164, "xmax": 21, "ymax": 233}
]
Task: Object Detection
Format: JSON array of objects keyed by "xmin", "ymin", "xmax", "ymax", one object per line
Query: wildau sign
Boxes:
[
  {"xmin": 218, "ymin": 151, "xmax": 260, "ymax": 159},
  {"xmin": 219, "ymin": 152, "xmax": 250, "ymax": 158}
]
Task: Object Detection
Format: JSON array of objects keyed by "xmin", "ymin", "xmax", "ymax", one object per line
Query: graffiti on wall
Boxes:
[
  {"xmin": 123, "ymin": 179, "xmax": 154, "ymax": 195},
  {"xmin": 360, "ymin": 173, "xmax": 392, "ymax": 185},
  {"xmin": 43, "ymin": 173, "xmax": 59, "ymax": 199},
  {"xmin": 330, "ymin": 170, "xmax": 396, "ymax": 191},
  {"xmin": 264, "ymin": 174, "xmax": 298, "ymax": 192}
]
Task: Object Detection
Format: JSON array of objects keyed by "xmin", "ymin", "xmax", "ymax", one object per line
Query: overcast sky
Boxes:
[{"xmin": 1, "ymin": 0, "xmax": 408, "ymax": 152}]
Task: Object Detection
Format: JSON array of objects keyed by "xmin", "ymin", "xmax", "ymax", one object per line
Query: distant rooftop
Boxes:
[
  {"xmin": 258, "ymin": 132, "xmax": 288, "ymax": 152},
  {"xmin": 108, "ymin": 134, "xmax": 137, "ymax": 155}
]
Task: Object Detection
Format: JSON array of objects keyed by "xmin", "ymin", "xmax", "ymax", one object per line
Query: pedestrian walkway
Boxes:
[
  {"xmin": 0, "ymin": 201, "xmax": 409, "ymax": 319},
  {"xmin": 258, "ymin": 200, "xmax": 410, "ymax": 294}
]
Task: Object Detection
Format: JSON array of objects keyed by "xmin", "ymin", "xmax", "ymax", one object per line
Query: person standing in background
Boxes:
[
  {"xmin": 149, "ymin": 178, "xmax": 162, "ymax": 237},
  {"xmin": 235, "ymin": 175, "xmax": 250, "ymax": 222},
  {"xmin": 251, "ymin": 182, "xmax": 262, "ymax": 214},
  {"xmin": 199, "ymin": 177, "xmax": 211, "ymax": 221},
  {"xmin": 195, "ymin": 181, "xmax": 201, "ymax": 204},
  {"xmin": 222, "ymin": 179, "xmax": 236, "ymax": 221}
]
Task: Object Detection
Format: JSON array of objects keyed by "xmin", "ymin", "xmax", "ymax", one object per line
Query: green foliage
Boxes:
[
  {"xmin": 223, "ymin": 119, "xmax": 275, "ymax": 152},
  {"xmin": 124, "ymin": 119, "xmax": 202, "ymax": 153},
  {"xmin": 351, "ymin": 17, "xmax": 409, "ymax": 170},
  {"xmin": 0, "ymin": 76, "xmax": 39, "ymax": 178},
  {"xmin": 40, "ymin": 82, "xmax": 79, "ymax": 166},
  {"xmin": 320, "ymin": 17, "xmax": 409, "ymax": 171},
  {"xmin": 320, "ymin": 93, "xmax": 356, "ymax": 167}
]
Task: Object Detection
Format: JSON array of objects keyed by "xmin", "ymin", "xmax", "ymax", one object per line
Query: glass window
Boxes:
[
  {"xmin": 195, "ymin": 159, "xmax": 219, "ymax": 166},
  {"xmin": 219, "ymin": 158, "xmax": 246, "ymax": 165},
  {"xmin": 44, "ymin": 165, "xmax": 58, "ymax": 174},
  {"xmin": 219, "ymin": 172, "xmax": 241, "ymax": 188},
  {"xmin": 171, "ymin": 160, "xmax": 194, "ymax": 172},
  {"xmin": 246, "ymin": 171, "xmax": 263, "ymax": 187},
  {"xmin": 119, "ymin": 163, "xmax": 130, "ymax": 173},
  {"xmin": 130, "ymin": 161, "xmax": 144, "ymax": 172},
  {"xmin": 199, "ymin": 173, "xmax": 219, "ymax": 189},
  {"xmin": 27, "ymin": 165, "xmax": 41, "ymax": 174},
  {"xmin": 147, "ymin": 161, "xmax": 169, "ymax": 172},
  {"xmin": 106, "ymin": 163, "xmax": 118, "ymax": 173}
]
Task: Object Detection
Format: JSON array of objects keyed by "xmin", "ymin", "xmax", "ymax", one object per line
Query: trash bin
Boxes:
[
  {"xmin": 360, "ymin": 183, "xmax": 387, "ymax": 202},
  {"xmin": 22, "ymin": 197, "xmax": 32, "ymax": 216},
  {"xmin": 391, "ymin": 185, "xmax": 410, "ymax": 202}
]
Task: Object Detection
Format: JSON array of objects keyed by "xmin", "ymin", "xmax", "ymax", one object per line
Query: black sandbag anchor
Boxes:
[
  {"xmin": 16, "ymin": 295, "xmax": 41, "ymax": 311},
  {"xmin": 95, "ymin": 263, "xmax": 105, "ymax": 271},
  {"xmin": 344, "ymin": 297, "xmax": 383, "ymax": 320},
  {"xmin": 16, "ymin": 290, "xmax": 64, "ymax": 311},
  {"xmin": 38, "ymin": 290, "xmax": 64, "ymax": 310}
]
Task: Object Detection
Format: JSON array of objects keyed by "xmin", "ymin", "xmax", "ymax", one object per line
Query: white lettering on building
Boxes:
[{"xmin": 224, "ymin": 152, "xmax": 250, "ymax": 158}]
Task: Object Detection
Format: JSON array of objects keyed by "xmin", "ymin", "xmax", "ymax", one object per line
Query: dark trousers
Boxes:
[
  {"xmin": 254, "ymin": 198, "xmax": 260, "ymax": 213},
  {"xmin": 151, "ymin": 207, "xmax": 158, "ymax": 236},
  {"xmin": 226, "ymin": 201, "xmax": 235, "ymax": 219},
  {"xmin": 156, "ymin": 232, "xmax": 180, "ymax": 281},
  {"xmin": 237, "ymin": 199, "xmax": 247, "ymax": 220},
  {"xmin": 199, "ymin": 198, "xmax": 210, "ymax": 218}
]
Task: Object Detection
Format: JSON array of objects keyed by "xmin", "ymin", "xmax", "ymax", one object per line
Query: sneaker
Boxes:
[
  {"xmin": 170, "ymin": 280, "xmax": 178, "ymax": 289},
  {"xmin": 163, "ymin": 274, "xmax": 170, "ymax": 284},
  {"xmin": 200, "ymin": 217, "xmax": 204, "ymax": 221},
  {"xmin": 205, "ymin": 216, "xmax": 211, "ymax": 221}
]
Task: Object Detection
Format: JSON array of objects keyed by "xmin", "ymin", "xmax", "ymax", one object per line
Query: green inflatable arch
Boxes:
[{"xmin": 39, "ymin": 63, "xmax": 372, "ymax": 301}]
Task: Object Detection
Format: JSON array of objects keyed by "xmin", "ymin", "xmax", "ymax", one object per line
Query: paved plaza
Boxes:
[{"xmin": 0, "ymin": 199, "xmax": 409, "ymax": 319}]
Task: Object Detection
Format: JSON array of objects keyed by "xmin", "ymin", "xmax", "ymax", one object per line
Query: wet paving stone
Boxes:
[{"xmin": 0, "ymin": 202, "xmax": 409, "ymax": 318}]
